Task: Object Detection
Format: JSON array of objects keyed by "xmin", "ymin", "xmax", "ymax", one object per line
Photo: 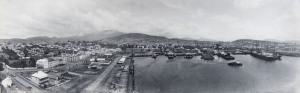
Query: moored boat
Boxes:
[
  {"xmin": 165, "ymin": 52, "xmax": 176, "ymax": 59},
  {"xmin": 152, "ymin": 54, "xmax": 158, "ymax": 59},
  {"xmin": 250, "ymin": 52, "xmax": 280, "ymax": 61},
  {"xmin": 228, "ymin": 61, "xmax": 242, "ymax": 66},
  {"xmin": 184, "ymin": 53, "xmax": 194, "ymax": 59},
  {"xmin": 217, "ymin": 52, "xmax": 235, "ymax": 60}
]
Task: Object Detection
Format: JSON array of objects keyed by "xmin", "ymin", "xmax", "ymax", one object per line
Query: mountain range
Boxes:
[
  {"xmin": 0, "ymin": 30, "xmax": 298, "ymax": 44},
  {"xmin": 106, "ymin": 33, "xmax": 168, "ymax": 41},
  {"xmin": 0, "ymin": 30, "xmax": 123, "ymax": 43}
]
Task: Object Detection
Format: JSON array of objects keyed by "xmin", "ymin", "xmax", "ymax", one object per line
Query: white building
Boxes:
[
  {"xmin": 31, "ymin": 71, "xmax": 49, "ymax": 87},
  {"xmin": 88, "ymin": 58, "xmax": 111, "ymax": 69},
  {"xmin": 36, "ymin": 58, "xmax": 49, "ymax": 68},
  {"xmin": 36, "ymin": 58, "xmax": 65, "ymax": 68},
  {"xmin": 62, "ymin": 54, "xmax": 79, "ymax": 62},
  {"xmin": 1, "ymin": 76, "xmax": 12, "ymax": 88},
  {"xmin": 89, "ymin": 58, "xmax": 105, "ymax": 62}
]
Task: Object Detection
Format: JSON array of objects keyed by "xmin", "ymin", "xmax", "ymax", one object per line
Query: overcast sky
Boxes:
[{"xmin": 0, "ymin": 0, "xmax": 299, "ymax": 41}]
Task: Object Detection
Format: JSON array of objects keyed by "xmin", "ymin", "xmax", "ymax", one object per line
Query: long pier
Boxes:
[{"xmin": 127, "ymin": 58, "xmax": 135, "ymax": 93}]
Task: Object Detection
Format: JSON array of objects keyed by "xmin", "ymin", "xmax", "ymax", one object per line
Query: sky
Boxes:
[{"xmin": 0, "ymin": 0, "xmax": 299, "ymax": 41}]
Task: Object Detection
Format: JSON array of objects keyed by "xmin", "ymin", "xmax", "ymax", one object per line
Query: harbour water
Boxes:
[{"xmin": 134, "ymin": 55, "xmax": 300, "ymax": 93}]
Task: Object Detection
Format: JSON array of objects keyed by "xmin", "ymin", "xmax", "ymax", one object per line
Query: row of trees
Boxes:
[
  {"xmin": 0, "ymin": 63, "xmax": 4, "ymax": 71},
  {"xmin": 0, "ymin": 55, "xmax": 9, "ymax": 65},
  {"xmin": 1, "ymin": 47, "xmax": 20, "ymax": 59},
  {"xmin": 9, "ymin": 58, "xmax": 36, "ymax": 68},
  {"xmin": 0, "ymin": 55, "xmax": 36, "ymax": 68}
]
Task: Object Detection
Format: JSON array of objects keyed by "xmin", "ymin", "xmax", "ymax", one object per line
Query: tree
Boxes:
[
  {"xmin": 0, "ymin": 63, "xmax": 4, "ymax": 71},
  {"xmin": 20, "ymin": 59, "xmax": 27, "ymax": 68},
  {"xmin": 23, "ymin": 48, "xmax": 29, "ymax": 57},
  {"xmin": 1, "ymin": 48, "xmax": 19, "ymax": 59},
  {"xmin": 8, "ymin": 56, "xmax": 13, "ymax": 60},
  {"xmin": 94, "ymin": 58, "xmax": 98, "ymax": 62},
  {"xmin": 120, "ymin": 46, "xmax": 127, "ymax": 51},
  {"xmin": 44, "ymin": 48, "xmax": 50, "ymax": 55},
  {"xmin": 77, "ymin": 41, "xmax": 81, "ymax": 46},
  {"xmin": 29, "ymin": 57, "xmax": 36, "ymax": 67},
  {"xmin": 82, "ymin": 60, "xmax": 90, "ymax": 65},
  {"xmin": 0, "ymin": 55, "xmax": 9, "ymax": 65},
  {"xmin": 91, "ymin": 66, "xmax": 97, "ymax": 70},
  {"xmin": 216, "ymin": 44, "xmax": 221, "ymax": 53},
  {"xmin": 54, "ymin": 42, "xmax": 60, "ymax": 45}
]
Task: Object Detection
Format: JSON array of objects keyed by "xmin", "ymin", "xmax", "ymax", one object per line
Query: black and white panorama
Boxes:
[{"xmin": 0, "ymin": 0, "xmax": 299, "ymax": 93}]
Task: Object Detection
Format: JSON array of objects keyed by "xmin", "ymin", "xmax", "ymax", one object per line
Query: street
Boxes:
[{"xmin": 82, "ymin": 56, "xmax": 121, "ymax": 93}]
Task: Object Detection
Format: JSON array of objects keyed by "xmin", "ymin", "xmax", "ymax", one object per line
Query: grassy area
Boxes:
[
  {"xmin": 69, "ymin": 65, "xmax": 107, "ymax": 75},
  {"xmin": 0, "ymin": 71, "xmax": 7, "ymax": 82},
  {"xmin": 18, "ymin": 71, "xmax": 35, "ymax": 78}
]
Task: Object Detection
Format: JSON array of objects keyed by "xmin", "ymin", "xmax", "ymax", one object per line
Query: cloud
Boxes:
[
  {"xmin": 233, "ymin": 0, "xmax": 265, "ymax": 9},
  {"xmin": 0, "ymin": 0, "xmax": 299, "ymax": 41}
]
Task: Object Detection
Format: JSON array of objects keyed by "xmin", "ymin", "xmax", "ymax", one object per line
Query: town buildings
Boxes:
[
  {"xmin": 31, "ymin": 71, "xmax": 49, "ymax": 88},
  {"xmin": 36, "ymin": 58, "xmax": 66, "ymax": 68}
]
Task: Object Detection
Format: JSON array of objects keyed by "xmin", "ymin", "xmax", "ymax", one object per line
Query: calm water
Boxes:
[{"xmin": 133, "ymin": 55, "xmax": 300, "ymax": 93}]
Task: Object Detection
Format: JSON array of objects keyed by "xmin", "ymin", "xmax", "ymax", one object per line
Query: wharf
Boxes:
[{"xmin": 201, "ymin": 53, "xmax": 214, "ymax": 60}]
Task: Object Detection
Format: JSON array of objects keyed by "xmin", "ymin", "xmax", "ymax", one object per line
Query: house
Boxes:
[
  {"xmin": 36, "ymin": 58, "xmax": 66, "ymax": 68},
  {"xmin": 79, "ymin": 54, "xmax": 88, "ymax": 60},
  {"xmin": 89, "ymin": 58, "xmax": 105, "ymax": 62},
  {"xmin": 103, "ymin": 53, "xmax": 114, "ymax": 60},
  {"xmin": 104, "ymin": 53, "xmax": 113, "ymax": 57},
  {"xmin": 1, "ymin": 76, "xmax": 12, "ymax": 88},
  {"xmin": 90, "ymin": 58, "xmax": 111, "ymax": 65},
  {"xmin": 88, "ymin": 58, "xmax": 111, "ymax": 69},
  {"xmin": 88, "ymin": 63, "xmax": 102, "ymax": 69},
  {"xmin": 31, "ymin": 71, "xmax": 49, "ymax": 88},
  {"xmin": 62, "ymin": 54, "xmax": 79, "ymax": 62},
  {"xmin": 125, "ymin": 48, "xmax": 145, "ymax": 53},
  {"xmin": 115, "ymin": 48, "xmax": 122, "ymax": 52},
  {"xmin": 30, "ymin": 48, "xmax": 44, "ymax": 54},
  {"xmin": 36, "ymin": 58, "xmax": 49, "ymax": 68}
]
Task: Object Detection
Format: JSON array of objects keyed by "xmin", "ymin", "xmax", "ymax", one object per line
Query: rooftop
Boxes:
[
  {"xmin": 32, "ymin": 71, "xmax": 48, "ymax": 79},
  {"xmin": 1, "ymin": 76, "xmax": 12, "ymax": 87}
]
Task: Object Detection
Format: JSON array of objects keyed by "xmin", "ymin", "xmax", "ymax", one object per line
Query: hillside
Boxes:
[
  {"xmin": 104, "ymin": 33, "xmax": 209, "ymax": 44},
  {"xmin": 106, "ymin": 33, "xmax": 168, "ymax": 41},
  {"xmin": 0, "ymin": 30, "xmax": 123, "ymax": 43},
  {"xmin": 61, "ymin": 30, "xmax": 123, "ymax": 41}
]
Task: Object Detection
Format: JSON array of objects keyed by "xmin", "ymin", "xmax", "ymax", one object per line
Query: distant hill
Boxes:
[
  {"xmin": 176, "ymin": 37, "xmax": 214, "ymax": 41},
  {"xmin": 60, "ymin": 30, "xmax": 124, "ymax": 41},
  {"xmin": 8, "ymin": 31, "xmax": 296, "ymax": 45},
  {"xmin": 0, "ymin": 30, "xmax": 123, "ymax": 43},
  {"xmin": 233, "ymin": 39, "xmax": 300, "ymax": 44},
  {"xmin": 263, "ymin": 39, "xmax": 280, "ymax": 42},
  {"xmin": 285, "ymin": 40, "xmax": 300, "ymax": 44},
  {"xmin": 0, "ymin": 36, "xmax": 55, "ymax": 44},
  {"xmin": 104, "ymin": 33, "xmax": 214, "ymax": 44},
  {"xmin": 106, "ymin": 33, "xmax": 168, "ymax": 41},
  {"xmin": 27, "ymin": 36, "xmax": 55, "ymax": 43},
  {"xmin": 233, "ymin": 39, "xmax": 269, "ymax": 43}
]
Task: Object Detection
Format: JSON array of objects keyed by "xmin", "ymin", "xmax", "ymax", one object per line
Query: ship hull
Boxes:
[
  {"xmin": 217, "ymin": 53, "xmax": 235, "ymax": 60},
  {"xmin": 168, "ymin": 56, "xmax": 174, "ymax": 59},
  {"xmin": 184, "ymin": 56, "xmax": 193, "ymax": 59},
  {"xmin": 250, "ymin": 53, "xmax": 277, "ymax": 61}
]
